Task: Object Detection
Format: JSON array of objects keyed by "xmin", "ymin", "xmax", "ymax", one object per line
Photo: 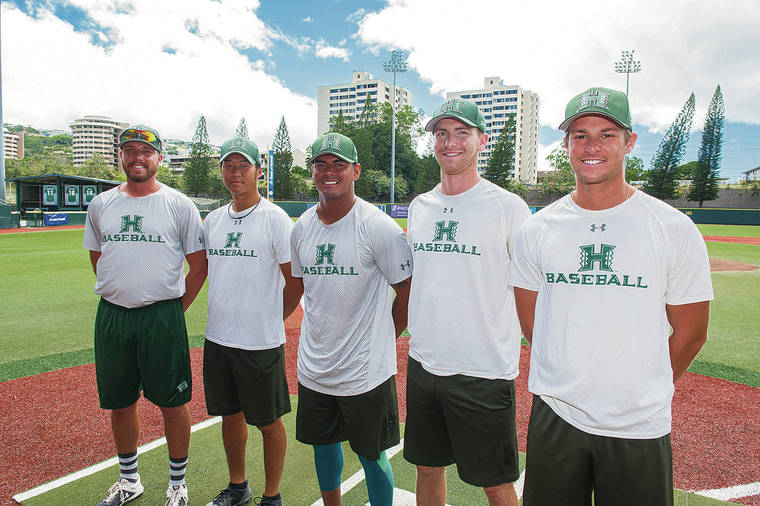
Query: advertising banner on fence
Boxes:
[
  {"xmin": 43, "ymin": 185, "xmax": 58, "ymax": 206},
  {"xmin": 44, "ymin": 213, "xmax": 69, "ymax": 226},
  {"xmin": 268, "ymin": 149, "xmax": 274, "ymax": 199},
  {"xmin": 391, "ymin": 204, "xmax": 409, "ymax": 218},
  {"xmin": 82, "ymin": 185, "xmax": 97, "ymax": 205},
  {"xmin": 64, "ymin": 185, "xmax": 80, "ymax": 206}
]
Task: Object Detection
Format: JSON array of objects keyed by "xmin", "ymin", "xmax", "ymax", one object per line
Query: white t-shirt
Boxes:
[
  {"xmin": 407, "ymin": 178, "xmax": 531, "ymax": 380},
  {"xmin": 204, "ymin": 199, "xmax": 293, "ymax": 350},
  {"xmin": 291, "ymin": 198, "xmax": 412, "ymax": 396},
  {"xmin": 508, "ymin": 191, "xmax": 714, "ymax": 438},
  {"xmin": 83, "ymin": 184, "xmax": 205, "ymax": 308}
]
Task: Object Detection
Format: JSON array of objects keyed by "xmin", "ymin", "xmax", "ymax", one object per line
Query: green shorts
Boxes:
[
  {"xmin": 296, "ymin": 376, "xmax": 400, "ymax": 461},
  {"xmin": 203, "ymin": 339, "xmax": 291, "ymax": 426},
  {"xmin": 94, "ymin": 298, "xmax": 191, "ymax": 410},
  {"xmin": 403, "ymin": 357, "xmax": 519, "ymax": 487},
  {"xmin": 523, "ymin": 395, "xmax": 673, "ymax": 506}
]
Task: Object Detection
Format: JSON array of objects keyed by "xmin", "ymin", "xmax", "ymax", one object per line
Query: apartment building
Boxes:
[
  {"xmin": 70, "ymin": 116, "xmax": 129, "ymax": 167},
  {"xmin": 317, "ymin": 71, "xmax": 413, "ymax": 136},
  {"xmin": 3, "ymin": 129, "xmax": 23, "ymax": 159},
  {"xmin": 447, "ymin": 77, "xmax": 539, "ymax": 183}
]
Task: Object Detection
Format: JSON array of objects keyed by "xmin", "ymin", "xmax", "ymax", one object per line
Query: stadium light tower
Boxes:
[
  {"xmin": 614, "ymin": 50, "xmax": 642, "ymax": 97},
  {"xmin": 382, "ymin": 49, "xmax": 408, "ymax": 205}
]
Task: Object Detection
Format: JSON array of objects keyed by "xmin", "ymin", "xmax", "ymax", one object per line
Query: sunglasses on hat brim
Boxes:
[{"xmin": 121, "ymin": 129, "xmax": 157, "ymax": 144}]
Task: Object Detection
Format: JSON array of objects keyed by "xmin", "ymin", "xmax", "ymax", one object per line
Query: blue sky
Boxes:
[{"xmin": 3, "ymin": 0, "xmax": 759, "ymax": 180}]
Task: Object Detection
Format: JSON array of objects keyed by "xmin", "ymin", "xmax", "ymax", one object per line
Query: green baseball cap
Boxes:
[
  {"xmin": 425, "ymin": 98, "xmax": 486, "ymax": 133},
  {"xmin": 309, "ymin": 132, "xmax": 358, "ymax": 164},
  {"xmin": 220, "ymin": 137, "xmax": 260, "ymax": 165},
  {"xmin": 119, "ymin": 124, "xmax": 162, "ymax": 152},
  {"xmin": 560, "ymin": 87, "xmax": 632, "ymax": 131}
]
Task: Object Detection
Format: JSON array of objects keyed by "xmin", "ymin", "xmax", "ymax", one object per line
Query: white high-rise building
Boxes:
[
  {"xmin": 447, "ymin": 77, "xmax": 539, "ymax": 183},
  {"xmin": 317, "ymin": 71, "xmax": 413, "ymax": 136},
  {"xmin": 70, "ymin": 116, "xmax": 129, "ymax": 167},
  {"xmin": 3, "ymin": 129, "xmax": 23, "ymax": 159}
]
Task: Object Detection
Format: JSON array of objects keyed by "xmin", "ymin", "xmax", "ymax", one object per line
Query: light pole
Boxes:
[
  {"xmin": 382, "ymin": 50, "xmax": 407, "ymax": 205},
  {"xmin": 614, "ymin": 50, "xmax": 641, "ymax": 97}
]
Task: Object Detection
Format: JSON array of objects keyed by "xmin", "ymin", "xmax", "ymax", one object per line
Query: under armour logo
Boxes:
[
  {"xmin": 590, "ymin": 224, "xmax": 606, "ymax": 232},
  {"xmin": 400, "ymin": 259, "xmax": 411, "ymax": 271},
  {"xmin": 443, "ymin": 207, "xmax": 454, "ymax": 213}
]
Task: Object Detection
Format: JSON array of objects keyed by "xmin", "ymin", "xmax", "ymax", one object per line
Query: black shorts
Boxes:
[
  {"xmin": 523, "ymin": 395, "xmax": 673, "ymax": 506},
  {"xmin": 403, "ymin": 357, "xmax": 519, "ymax": 487},
  {"xmin": 203, "ymin": 340, "xmax": 291, "ymax": 426},
  {"xmin": 94, "ymin": 298, "xmax": 191, "ymax": 409},
  {"xmin": 296, "ymin": 376, "xmax": 400, "ymax": 461}
]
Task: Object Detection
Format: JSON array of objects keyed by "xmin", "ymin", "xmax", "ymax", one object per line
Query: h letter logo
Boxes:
[{"xmin": 120, "ymin": 215, "xmax": 144, "ymax": 233}]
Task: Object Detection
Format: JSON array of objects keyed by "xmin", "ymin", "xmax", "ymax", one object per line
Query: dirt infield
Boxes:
[
  {"xmin": 710, "ymin": 258, "xmax": 759, "ymax": 271},
  {"xmin": 1, "ymin": 305, "xmax": 759, "ymax": 504}
]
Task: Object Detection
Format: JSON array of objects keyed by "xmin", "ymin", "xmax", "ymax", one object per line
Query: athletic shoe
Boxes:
[
  {"xmin": 206, "ymin": 484, "xmax": 253, "ymax": 505},
  {"xmin": 254, "ymin": 495, "xmax": 283, "ymax": 505},
  {"xmin": 97, "ymin": 477, "xmax": 144, "ymax": 506},
  {"xmin": 166, "ymin": 483, "xmax": 189, "ymax": 506}
]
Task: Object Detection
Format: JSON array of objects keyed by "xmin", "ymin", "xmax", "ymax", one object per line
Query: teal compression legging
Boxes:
[{"xmin": 313, "ymin": 444, "xmax": 394, "ymax": 506}]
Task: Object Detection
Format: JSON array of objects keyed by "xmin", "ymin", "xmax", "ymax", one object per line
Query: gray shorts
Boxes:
[
  {"xmin": 403, "ymin": 357, "xmax": 519, "ymax": 487},
  {"xmin": 523, "ymin": 395, "xmax": 673, "ymax": 506},
  {"xmin": 296, "ymin": 376, "xmax": 399, "ymax": 461},
  {"xmin": 202, "ymin": 340, "xmax": 291, "ymax": 426}
]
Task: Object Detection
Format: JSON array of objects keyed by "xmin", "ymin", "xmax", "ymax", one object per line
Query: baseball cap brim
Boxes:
[
  {"xmin": 119, "ymin": 138, "xmax": 161, "ymax": 151},
  {"xmin": 424, "ymin": 114, "xmax": 481, "ymax": 133},
  {"xmin": 308, "ymin": 151, "xmax": 356, "ymax": 164},
  {"xmin": 559, "ymin": 111, "xmax": 631, "ymax": 132},
  {"xmin": 220, "ymin": 150, "xmax": 256, "ymax": 165}
]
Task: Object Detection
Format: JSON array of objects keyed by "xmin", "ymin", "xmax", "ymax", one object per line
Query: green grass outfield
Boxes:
[{"xmin": 2, "ymin": 224, "xmax": 755, "ymax": 504}]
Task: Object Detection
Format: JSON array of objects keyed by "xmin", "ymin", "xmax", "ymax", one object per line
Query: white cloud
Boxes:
[
  {"xmin": 1, "ymin": 1, "xmax": 317, "ymax": 149},
  {"xmin": 346, "ymin": 8, "xmax": 368, "ymax": 24},
  {"xmin": 537, "ymin": 141, "xmax": 563, "ymax": 174},
  {"xmin": 302, "ymin": 16, "xmax": 313, "ymax": 23},
  {"xmin": 315, "ymin": 39, "xmax": 350, "ymax": 62},
  {"xmin": 354, "ymin": 0, "xmax": 760, "ymax": 131}
]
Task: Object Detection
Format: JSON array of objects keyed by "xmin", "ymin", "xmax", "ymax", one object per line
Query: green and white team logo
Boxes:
[
  {"xmin": 303, "ymin": 243, "xmax": 358, "ymax": 276},
  {"xmin": 438, "ymin": 99, "xmax": 462, "ymax": 114},
  {"xmin": 413, "ymin": 220, "xmax": 481, "ymax": 256},
  {"xmin": 120, "ymin": 215, "xmax": 144, "ymax": 233},
  {"xmin": 208, "ymin": 231, "xmax": 257, "ymax": 258},
  {"xmin": 577, "ymin": 89, "xmax": 610, "ymax": 112},
  {"xmin": 545, "ymin": 243, "xmax": 647, "ymax": 288},
  {"xmin": 102, "ymin": 215, "xmax": 165, "ymax": 244},
  {"xmin": 315, "ymin": 243, "xmax": 336, "ymax": 265},
  {"xmin": 579, "ymin": 244, "xmax": 615, "ymax": 272},
  {"xmin": 320, "ymin": 135, "xmax": 341, "ymax": 151}
]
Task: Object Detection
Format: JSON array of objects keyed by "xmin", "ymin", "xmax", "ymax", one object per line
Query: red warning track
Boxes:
[
  {"xmin": 703, "ymin": 235, "xmax": 760, "ymax": 245},
  {"xmin": 1, "ymin": 306, "xmax": 759, "ymax": 504}
]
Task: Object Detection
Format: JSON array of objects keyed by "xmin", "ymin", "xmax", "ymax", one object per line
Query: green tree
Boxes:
[
  {"xmin": 183, "ymin": 115, "xmax": 214, "ymax": 196},
  {"xmin": 6, "ymin": 152, "xmax": 71, "ymax": 178},
  {"xmin": 538, "ymin": 146, "xmax": 575, "ymax": 197},
  {"xmin": 329, "ymin": 109, "xmax": 350, "ymax": 136},
  {"xmin": 674, "ymin": 160, "xmax": 700, "ymax": 180},
  {"xmin": 157, "ymin": 165, "xmax": 183, "ymax": 190},
  {"xmin": 625, "ymin": 156, "xmax": 645, "ymax": 182},
  {"xmin": 483, "ymin": 115, "xmax": 517, "ymax": 190},
  {"xmin": 689, "ymin": 85, "xmax": 724, "ymax": 206},
  {"xmin": 644, "ymin": 93, "xmax": 695, "ymax": 200},
  {"xmin": 235, "ymin": 117, "xmax": 250, "ymax": 140},
  {"xmin": 272, "ymin": 116, "xmax": 293, "ymax": 199},
  {"xmin": 71, "ymin": 153, "xmax": 121, "ymax": 180}
]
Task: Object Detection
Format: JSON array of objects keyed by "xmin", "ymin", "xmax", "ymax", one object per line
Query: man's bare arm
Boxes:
[
  {"xmin": 391, "ymin": 277, "xmax": 412, "ymax": 339},
  {"xmin": 667, "ymin": 301, "xmax": 710, "ymax": 382},
  {"xmin": 181, "ymin": 250, "xmax": 208, "ymax": 311},
  {"xmin": 513, "ymin": 287, "xmax": 539, "ymax": 345},
  {"xmin": 89, "ymin": 250, "xmax": 102, "ymax": 275},
  {"xmin": 280, "ymin": 263, "xmax": 304, "ymax": 320}
]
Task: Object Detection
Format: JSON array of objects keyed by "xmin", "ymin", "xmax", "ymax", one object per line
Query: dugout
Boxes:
[{"xmin": 6, "ymin": 174, "xmax": 120, "ymax": 227}]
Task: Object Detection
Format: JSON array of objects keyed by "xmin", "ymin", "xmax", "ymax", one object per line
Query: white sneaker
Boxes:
[
  {"xmin": 166, "ymin": 483, "xmax": 189, "ymax": 506},
  {"xmin": 97, "ymin": 477, "xmax": 144, "ymax": 505}
]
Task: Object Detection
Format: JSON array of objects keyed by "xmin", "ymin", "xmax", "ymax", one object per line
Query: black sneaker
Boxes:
[
  {"xmin": 206, "ymin": 484, "xmax": 253, "ymax": 506},
  {"xmin": 254, "ymin": 494, "xmax": 283, "ymax": 506}
]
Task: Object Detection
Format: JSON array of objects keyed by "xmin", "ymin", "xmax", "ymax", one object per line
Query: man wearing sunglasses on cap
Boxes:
[
  {"xmin": 289, "ymin": 132, "xmax": 412, "ymax": 506},
  {"xmin": 202, "ymin": 138, "xmax": 301, "ymax": 506},
  {"xmin": 84, "ymin": 124, "xmax": 207, "ymax": 506}
]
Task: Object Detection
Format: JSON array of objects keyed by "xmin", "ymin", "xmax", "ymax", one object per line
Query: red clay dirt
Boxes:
[
  {"xmin": 703, "ymin": 236, "xmax": 760, "ymax": 246},
  {"xmin": 2, "ymin": 305, "xmax": 759, "ymax": 504}
]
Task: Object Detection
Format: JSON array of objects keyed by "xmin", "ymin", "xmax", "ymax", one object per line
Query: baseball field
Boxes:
[{"xmin": 0, "ymin": 222, "xmax": 758, "ymax": 505}]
